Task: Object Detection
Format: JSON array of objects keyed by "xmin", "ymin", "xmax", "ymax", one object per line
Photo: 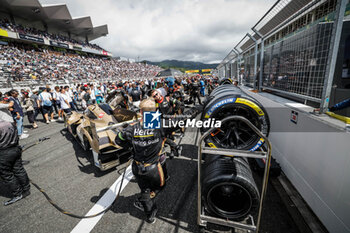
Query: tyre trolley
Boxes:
[{"xmin": 197, "ymin": 116, "xmax": 272, "ymax": 232}]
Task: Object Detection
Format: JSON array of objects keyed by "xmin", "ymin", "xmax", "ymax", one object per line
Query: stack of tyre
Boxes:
[{"xmin": 200, "ymin": 84, "xmax": 270, "ymax": 221}]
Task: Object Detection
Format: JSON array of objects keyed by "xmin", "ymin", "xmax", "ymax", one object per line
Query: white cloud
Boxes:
[{"xmin": 40, "ymin": 0, "xmax": 276, "ymax": 63}]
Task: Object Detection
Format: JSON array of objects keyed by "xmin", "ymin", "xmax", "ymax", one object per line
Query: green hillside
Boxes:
[{"xmin": 142, "ymin": 60, "xmax": 218, "ymax": 71}]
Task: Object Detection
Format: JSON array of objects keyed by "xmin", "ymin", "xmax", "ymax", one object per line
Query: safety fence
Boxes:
[
  {"xmin": 263, "ymin": 22, "xmax": 332, "ymax": 100},
  {"xmin": 217, "ymin": 0, "xmax": 349, "ymax": 109}
]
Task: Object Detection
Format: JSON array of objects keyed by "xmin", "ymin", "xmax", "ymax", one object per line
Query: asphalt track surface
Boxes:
[{"xmin": 0, "ymin": 114, "xmax": 300, "ymax": 233}]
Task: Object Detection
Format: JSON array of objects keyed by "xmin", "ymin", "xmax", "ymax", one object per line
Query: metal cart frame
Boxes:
[{"xmin": 197, "ymin": 116, "xmax": 272, "ymax": 233}]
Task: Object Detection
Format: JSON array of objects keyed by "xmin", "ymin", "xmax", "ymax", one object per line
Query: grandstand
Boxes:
[
  {"xmin": 0, "ymin": 0, "xmax": 163, "ymax": 90},
  {"xmin": 0, "ymin": 44, "xmax": 162, "ymax": 89},
  {"xmin": 0, "ymin": 0, "xmax": 111, "ymax": 56}
]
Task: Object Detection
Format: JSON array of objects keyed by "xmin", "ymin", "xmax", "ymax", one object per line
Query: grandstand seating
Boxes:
[{"xmin": 0, "ymin": 43, "xmax": 162, "ymax": 88}]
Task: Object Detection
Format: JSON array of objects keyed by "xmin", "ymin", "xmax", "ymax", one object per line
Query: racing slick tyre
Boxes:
[
  {"xmin": 202, "ymin": 155, "xmax": 260, "ymax": 221},
  {"xmin": 201, "ymin": 88, "xmax": 270, "ymax": 151}
]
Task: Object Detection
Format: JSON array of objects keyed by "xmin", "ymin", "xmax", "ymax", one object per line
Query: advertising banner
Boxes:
[
  {"xmin": 50, "ymin": 40, "xmax": 69, "ymax": 49},
  {"xmin": 0, "ymin": 28, "xmax": 9, "ymax": 37},
  {"xmin": 19, "ymin": 33, "xmax": 44, "ymax": 43},
  {"xmin": 73, "ymin": 45, "xmax": 82, "ymax": 51},
  {"xmin": 185, "ymin": 70, "xmax": 200, "ymax": 73}
]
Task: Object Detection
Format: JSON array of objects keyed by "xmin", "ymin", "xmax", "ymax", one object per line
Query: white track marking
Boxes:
[{"xmin": 71, "ymin": 165, "xmax": 133, "ymax": 233}]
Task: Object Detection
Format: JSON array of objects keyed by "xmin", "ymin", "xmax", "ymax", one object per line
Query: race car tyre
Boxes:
[
  {"xmin": 201, "ymin": 87, "xmax": 270, "ymax": 151},
  {"xmin": 202, "ymin": 155, "xmax": 259, "ymax": 221}
]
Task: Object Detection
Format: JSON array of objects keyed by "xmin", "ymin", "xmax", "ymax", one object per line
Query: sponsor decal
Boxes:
[
  {"xmin": 291, "ymin": 110, "xmax": 298, "ymax": 124},
  {"xmin": 235, "ymin": 98, "xmax": 265, "ymax": 116},
  {"xmin": 250, "ymin": 138, "xmax": 265, "ymax": 151},
  {"xmin": 98, "ymin": 112, "xmax": 105, "ymax": 118},
  {"xmin": 0, "ymin": 28, "xmax": 9, "ymax": 37},
  {"xmin": 205, "ymin": 98, "xmax": 236, "ymax": 118}
]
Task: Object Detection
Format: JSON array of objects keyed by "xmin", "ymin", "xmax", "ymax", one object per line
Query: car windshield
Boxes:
[{"xmin": 98, "ymin": 103, "xmax": 114, "ymax": 115}]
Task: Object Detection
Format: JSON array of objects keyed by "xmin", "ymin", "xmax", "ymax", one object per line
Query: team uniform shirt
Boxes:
[
  {"xmin": 130, "ymin": 88, "xmax": 142, "ymax": 102},
  {"xmin": 0, "ymin": 121, "xmax": 18, "ymax": 149},
  {"xmin": 116, "ymin": 122, "xmax": 165, "ymax": 164},
  {"xmin": 156, "ymin": 97, "xmax": 180, "ymax": 116}
]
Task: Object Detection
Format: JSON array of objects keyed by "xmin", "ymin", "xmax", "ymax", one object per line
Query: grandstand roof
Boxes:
[{"xmin": 0, "ymin": 0, "xmax": 108, "ymax": 41}]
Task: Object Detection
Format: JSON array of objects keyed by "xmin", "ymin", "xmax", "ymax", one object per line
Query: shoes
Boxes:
[
  {"xmin": 146, "ymin": 207, "xmax": 158, "ymax": 224},
  {"xmin": 133, "ymin": 199, "xmax": 144, "ymax": 212},
  {"xmin": 33, "ymin": 125, "xmax": 38, "ymax": 129},
  {"xmin": 4, "ymin": 195, "xmax": 23, "ymax": 206},
  {"xmin": 23, "ymin": 130, "xmax": 28, "ymax": 133},
  {"xmin": 19, "ymin": 134, "xmax": 29, "ymax": 139},
  {"xmin": 58, "ymin": 117, "xmax": 63, "ymax": 121},
  {"xmin": 46, "ymin": 121, "xmax": 50, "ymax": 124},
  {"xmin": 50, "ymin": 119, "xmax": 56, "ymax": 122},
  {"xmin": 22, "ymin": 190, "xmax": 31, "ymax": 198}
]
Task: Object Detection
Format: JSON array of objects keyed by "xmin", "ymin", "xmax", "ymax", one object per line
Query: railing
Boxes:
[{"xmin": 217, "ymin": 0, "xmax": 349, "ymax": 112}]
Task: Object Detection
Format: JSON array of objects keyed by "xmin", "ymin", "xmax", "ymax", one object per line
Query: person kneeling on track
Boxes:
[{"xmin": 114, "ymin": 98, "xmax": 202, "ymax": 224}]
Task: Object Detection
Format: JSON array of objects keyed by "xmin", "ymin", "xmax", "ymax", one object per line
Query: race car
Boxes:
[{"xmin": 65, "ymin": 103, "xmax": 138, "ymax": 171}]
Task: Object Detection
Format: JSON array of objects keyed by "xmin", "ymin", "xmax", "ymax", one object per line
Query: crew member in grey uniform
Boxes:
[{"xmin": 0, "ymin": 102, "xmax": 31, "ymax": 206}]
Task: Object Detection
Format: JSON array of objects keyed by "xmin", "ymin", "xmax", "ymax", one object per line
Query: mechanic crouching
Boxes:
[
  {"xmin": 0, "ymin": 120, "xmax": 30, "ymax": 206},
  {"xmin": 114, "ymin": 98, "xmax": 201, "ymax": 224}
]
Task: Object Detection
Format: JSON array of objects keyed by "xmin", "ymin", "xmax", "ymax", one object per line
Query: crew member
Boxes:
[
  {"xmin": 129, "ymin": 83, "xmax": 142, "ymax": 108},
  {"xmin": 114, "ymin": 98, "xmax": 201, "ymax": 224},
  {"xmin": 189, "ymin": 77, "xmax": 202, "ymax": 105},
  {"xmin": 151, "ymin": 89, "xmax": 182, "ymax": 116},
  {"xmin": 0, "ymin": 120, "xmax": 31, "ymax": 206},
  {"xmin": 151, "ymin": 89, "xmax": 184, "ymax": 138},
  {"xmin": 115, "ymin": 83, "xmax": 129, "ymax": 109}
]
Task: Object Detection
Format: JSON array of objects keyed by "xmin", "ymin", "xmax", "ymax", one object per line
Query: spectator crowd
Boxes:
[
  {"xmin": 0, "ymin": 43, "xmax": 162, "ymax": 82},
  {"xmin": 0, "ymin": 74, "xmax": 219, "ymax": 138}
]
